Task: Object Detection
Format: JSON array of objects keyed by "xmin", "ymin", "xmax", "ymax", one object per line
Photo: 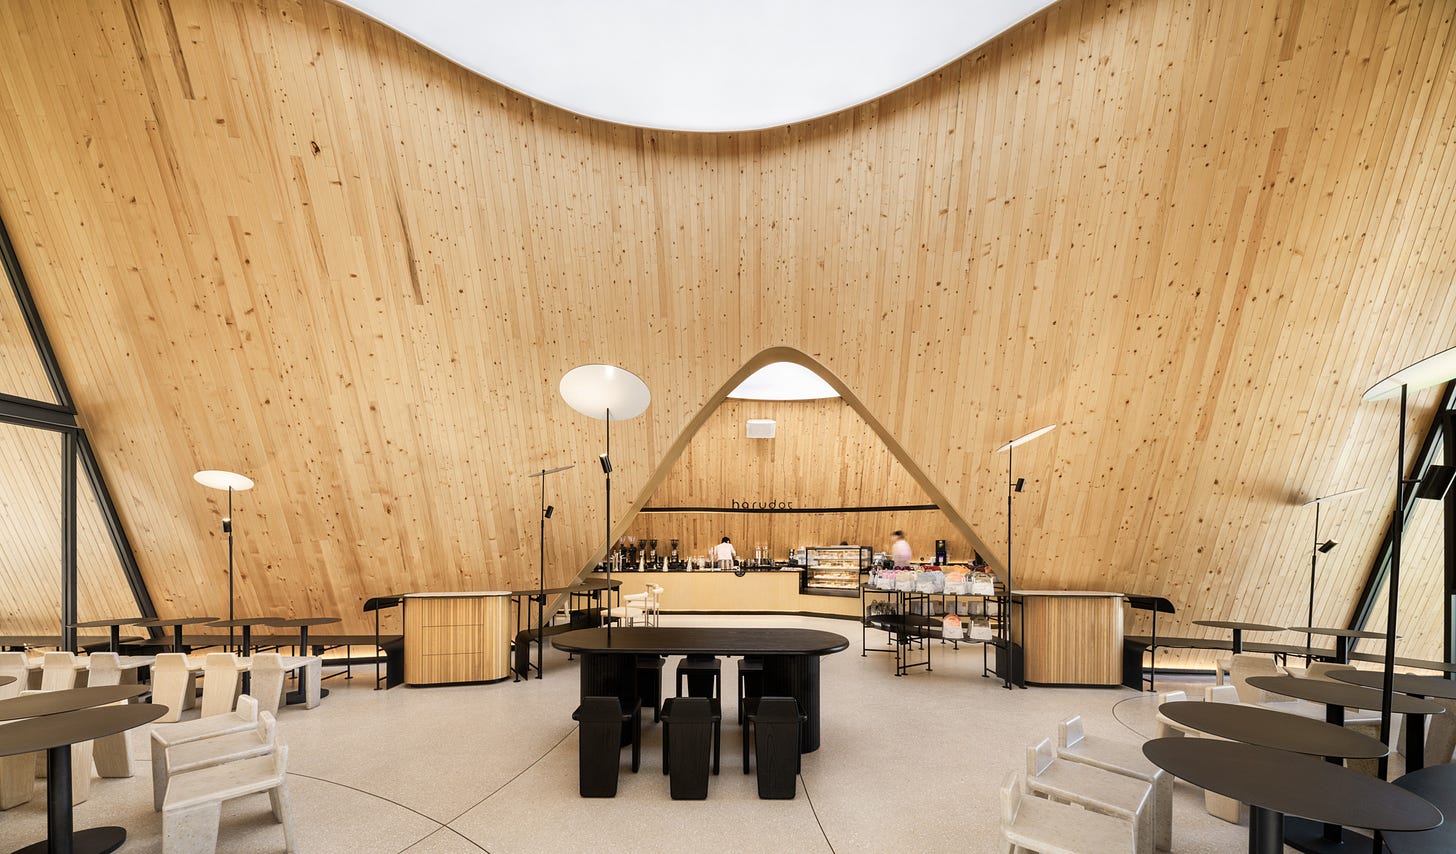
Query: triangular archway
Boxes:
[{"xmin": 600, "ymin": 347, "xmax": 1000, "ymax": 576}]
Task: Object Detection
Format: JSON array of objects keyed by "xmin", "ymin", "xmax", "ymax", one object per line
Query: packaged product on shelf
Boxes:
[
  {"xmin": 942, "ymin": 613, "xmax": 964, "ymax": 640},
  {"xmin": 969, "ymin": 617, "xmax": 993, "ymax": 640},
  {"xmin": 970, "ymin": 571, "xmax": 995, "ymax": 596},
  {"xmin": 944, "ymin": 571, "xmax": 967, "ymax": 595}
]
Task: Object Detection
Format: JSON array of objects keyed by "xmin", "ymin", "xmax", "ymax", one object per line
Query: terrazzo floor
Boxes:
[{"xmin": 0, "ymin": 614, "xmax": 1286, "ymax": 853}]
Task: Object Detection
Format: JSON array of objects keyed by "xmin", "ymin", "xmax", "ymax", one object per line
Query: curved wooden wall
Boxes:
[{"xmin": 0, "ymin": 0, "xmax": 1452, "ymax": 662}]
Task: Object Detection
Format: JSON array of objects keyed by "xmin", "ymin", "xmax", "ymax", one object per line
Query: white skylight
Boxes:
[{"xmin": 728, "ymin": 363, "xmax": 839, "ymax": 401}]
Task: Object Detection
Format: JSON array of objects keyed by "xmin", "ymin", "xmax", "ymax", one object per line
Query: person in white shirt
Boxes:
[
  {"xmin": 710, "ymin": 536, "xmax": 738, "ymax": 568},
  {"xmin": 891, "ymin": 531, "xmax": 913, "ymax": 568}
]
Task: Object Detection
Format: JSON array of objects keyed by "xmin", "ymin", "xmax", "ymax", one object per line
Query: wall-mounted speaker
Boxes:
[{"xmin": 746, "ymin": 419, "xmax": 777, "ymax": 439}]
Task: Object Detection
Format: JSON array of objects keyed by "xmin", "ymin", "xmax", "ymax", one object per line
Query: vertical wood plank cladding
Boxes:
[
  {"xmin": 0, "ymin": 0, "xmax": 1452, "ymax": 659},
  {"xmin": 402, "ymin": 595, "xmax": 510, "ymax": 685},
  {"xmin": 1013, "ymin": 595, "xmax": 1124, "ymax": 685}
]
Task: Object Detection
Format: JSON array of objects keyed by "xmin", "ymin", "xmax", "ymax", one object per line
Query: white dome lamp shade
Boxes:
[
  {"xmin": 559, "ymin": 364, "xmax": 650, "ymax": 640},
  {"xmin": 1360, "ymin": 343, "xmax": 1456, "ymax": 773},
  {"xmin": 193, "ymin": 469, "xmax": 254, "ymax": 652}
]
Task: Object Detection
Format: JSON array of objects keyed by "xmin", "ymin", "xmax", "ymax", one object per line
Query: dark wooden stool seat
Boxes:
[
  {"xmin": 571, "ymin": 696, "xmax": 641, "ymax": 797},
  {"xmin": 661, "ymin": 696, "xmax": 721, "ymax": 799},
  {"xmin": 676, "ymin": 654, "xmax": 722, "ymax": 700}
]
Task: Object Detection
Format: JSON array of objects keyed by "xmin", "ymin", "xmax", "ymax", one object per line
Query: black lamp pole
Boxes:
[
  {"xmin": 604, "ymin": 408, "xmax": 612, "ymax": 643},
  {"xmin": 1005, "ymin": 443, "xmax": 1015, "ymax": 689},
  {"xmin": 1307, "ymin": 501, "xmax": 1319, "ymax": 664},
  {"xmin": 226, "ymin": 486, "xmax": 235, "ymax": 653}
]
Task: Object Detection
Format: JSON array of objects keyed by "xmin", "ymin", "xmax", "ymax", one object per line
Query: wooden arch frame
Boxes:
[{"xmin": 579, "ymin": 346, "xmax": 1001, "ymax": 580}]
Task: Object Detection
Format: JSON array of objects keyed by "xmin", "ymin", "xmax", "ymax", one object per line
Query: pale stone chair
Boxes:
[
  {"xmin": 1153, "ymin": 691, "xmax": 1198, "ymax": 738},
  {"xmin": 24, "ymin": 652, "xmax": 94, "ymax": 805},
  {"xmin": 1001, "ymin": 769, "xmax": 1136, "ymax": 853},
  {"xmin": 250, "ymin": 654, "xmax": 287, "ymax": 717},
  {"xmin": 84, "ymin": 653, "xmax": 133, "ymax": 779},
  {"xmin": 1203, "ymin": 684, "xmax": 1240, "ymax": 704},
  {"xmin": 151, "ymin": 654, "xmax": 200, "ymax": 723},
  {"xmin": 0, "ymin": 653, "xmax": 30, "ymax": 696},
  {"xmin": 162, "ymin": 739, "xmax": 296, "ymax": 854},
  {"xmin": 1229, "ymin": 653, "xmax": 1280, "ymax": 704},
  {"xmin": 157, "ymin": 709, "xmax": 276, "ymax": 812},
  {"xmin": 38, "ymin": 651, "xmax": 83, "ymax": 691},
  {"xmin": 1423, "ymin": 697, "xmax": 1456, "ymax": 767},
  {"xmin": 1056, "ymin": 716, "xmax": 1171, "ymax": 851},
  {"xmin": 200, "ymin": 653, "xmax": 244, "ymax": 718},
  {"xmin": 150, "ymin": 696, "xmax": 260, "ymax": 811},
  {"xmin": 1025, "ymin": 738, "xmax": 1152, "ymax": 854}
]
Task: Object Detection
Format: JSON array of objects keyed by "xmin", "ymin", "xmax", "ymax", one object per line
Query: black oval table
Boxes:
[
  {"xmin": 1387, "ymin": 763, "xmax": 1456, "ymax": 853},
  {"xmin": 0, "ymin": 675, "xmax": 14, "ymax": 689},
  {"xmin": 0, "ymin": 691, "xmax": 166, "ymax": 854},
  {"xmin": 131, "ymin": 616, "xmax": 219, "ymax": 653},
  {"xmin": 1143, "ymin": 737, "xmax": 1441, "ymax": 854},
  {"xmin": 553, "ymin": 627, "xmax": 849, "ymax": 752},
  {"xmin": 1287, "ymin": 626, "xmax": 1391, "ymax": 664},
  {"xmin": 1328, "ymin": 669, "xmax": 1456, "ymax": 773},
  {"xmin": 1157, "ymin": 700, "xmax": 1387, "ymax": 759},
  {"xmin": 1192, "ymin": 620, "xmax": 1286, "ymax": 655},
  {"xmin": 67, "ymin": 618, "xmax": 146, "ymax": 654}
]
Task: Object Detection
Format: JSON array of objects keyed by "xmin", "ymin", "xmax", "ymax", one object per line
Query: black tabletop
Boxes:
[
  {"xmin": 1193, "ymin": 620, "xmax": 1286, "ymax": 632},
  {"xmin": 69, "ymin": 617, "xmax": 146, "ymax": 628},
  {"xmin": 1246, "ymin": 675, "xmax": 1446, "ymax": 715},
  {"xmin": 1330, "ymin": 670, "xmax": 1456, "ymax": 701},
  {"xmin": 552, "ymin": 627, "xmax": 850, "ymax": 656},
  {"xmin": 208, "ymin": 618, "xmax": 284, "ymax": 628},
  {"xmin": 1288, "ymin": 626, "xmax": 1391, "ymax": 640},
  {"xmin": 1351, "ymin": 652, "xmax": 1456, "ymax": 675},
  {"xmin": 513, "ymin": 579, "xmax": 623, "ymax": 597},
  {"xmin": 133, "ymin": 616, "xmax": 219, "ymax": 627},
  {"xmin": 267, "ymin": 617, "xmax": 341, "ymax": 628},
  {"xmin": 1387, "ymin": 764, "xmax": 1456, "ymax": 853},
  {"xmin": 1143, "ymin": 738, "xmax": 1441, "ymax": 831},
  {"xmin": 0, "ymin": 675, "xmax": 13, "ymax": 688},
  {"xmin": 0, "ymin": 685, "xmax": 150, "ymax": 722},
  {"xmin": 1158, "ymin": 701, "xmax": 1387, "ymax": 758},
  {"xmin": 0, "ymin": 704, "xmax": 166, "ymax": 757}
]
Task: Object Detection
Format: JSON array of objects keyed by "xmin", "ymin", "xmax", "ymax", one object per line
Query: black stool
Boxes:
[
  {"xmin": 736, "ymin": 655, "xmax": 765, "ymax": 721},
  {"xmin": 571, "ymin": 696, "xmax": 641, "ymax": 797},
  {"xmin": 676, "ymin": 654, "xmax": 721, "ymax": 700},
  {"xmin": 742, "ymin": 696, "xmax": 805, "ymax": 799},
  {"xmin": 635, "ymin": 655, "xmax": 666, "ymax": 723},
  {"xmin": 661, "ymin": 696, "xmax": 721, "ymax": 799}
]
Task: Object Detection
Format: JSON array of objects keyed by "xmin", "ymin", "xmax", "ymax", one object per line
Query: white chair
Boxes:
[
  {"xmin": 0, "ymin": 653, "xmax": 30, "ymax": 696},
  {"xmin": 151, "ymin": 654, "xmax": 199, "ymax": 723},
  {"xmin": 151, "ymin": 696, "xmax": 261, "ymax": 811},
  {"xmin": 607, "ymin": 592, "xmax": 651, "ymax": 627},
  {"xmin": 200, "ymin": 653, "xmax": 244, "ymax": 718},
  {"xmin": 1229, "ymin": 654, "xmax": 1279, "ymax": 704},
  {"xmin": 159, "ymin": 711, "xmax": 276, "ymax": 813},
  {"xmin": 84, "ymin": 653, "xmax": 133, "ymax": 779},
  {"xmin": 38, "ymin": 651, "xmax": 83, "ymax": 691},
  {"xmin": 643, "ymin": 584, "xmax": 664, "ymax": 627},
  {"xmin": 1001, "ymin": 770, "xmax": 1136, "ymax": 854},
  {"xmin": 1056, "ymin": 716, "xmax": 1171, "ymax": 851},
  {"xmin": 279, "ymin": 656, "xmax": 323, "ymax": 709},
  {"xmin": 1154, "ymin": 691, "xmax": 1198, "ymax": 738},
  {"xmin": 163, "ymin": 739, "xmax": 296, "ymax": 854},
  {"xmin": 1193, "ymin": 685, "xmax": 1246, "ymax": 822},
  {"xmin": 23, "ymin": 652, "xmax": 94, "ymax": 805},
  {"xmin": 1214, "ymin": 656, "xmax": 1231, "ymax": 686},
  {"xmin": 0, "ymin": 654, "xmax": 36, "ymax": 809},
  {"xmin": 1025, "ymin": 738, "xmax": 1152, "ymax": 854},
  {"xmin": 1204, "ymin": 684, "xmax": 1239, "ymax": 704},
  {"xmin": 250, "ymin": 654, "xmax": 287, "ymax": 717}
]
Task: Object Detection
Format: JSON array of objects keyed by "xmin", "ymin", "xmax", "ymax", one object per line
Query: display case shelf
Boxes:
[{"xmin": 800, "ymin": 546, "xmax": 869, "ymax": 597}]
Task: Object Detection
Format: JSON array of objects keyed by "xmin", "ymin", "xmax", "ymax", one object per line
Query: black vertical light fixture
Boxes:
[
  {"xmin": 1362, "ymin": 344, "xmax": 1456, "ymax": 778},
  {"xmin": 193, "ymin": 469, "xmax": 255, "ymax": 653},
  {"xmin": 1300, "ymin": 487, "xmax": 1366, "ymax": 662},
  {"xmin": 526, "ymin": 463, "xmax": 572, "ymax": 679},
  {"xmin": 560, "ymin": 364, "xmax": 650, "ymax": 643},
  {"xmin": 993, "ymin": 423, "xmax": 1056, "ymax": 690}
]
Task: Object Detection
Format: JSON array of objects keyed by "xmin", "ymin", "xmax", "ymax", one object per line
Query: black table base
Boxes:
[{"xmin": 12, "ymin": 826, "xmax": 126, "ymax": 854}]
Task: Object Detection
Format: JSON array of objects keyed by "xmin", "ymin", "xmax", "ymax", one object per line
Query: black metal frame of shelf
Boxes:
[{"xmin": 861, "ymin": 582, "xmax": 1003, "ymax": 675}]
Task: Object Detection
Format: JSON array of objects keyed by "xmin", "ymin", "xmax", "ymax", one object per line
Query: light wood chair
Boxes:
[
  {"xmin": 200, "ymin": 653, "xmax": 243, "ymax": 718},
  {"xmin": 249, "ymin": 654, "xmax": 287, "ymax": 717},
  {"xmin": 84, "ymin": 653, "xmax": 134, "ymax": 779},
  {"xmin": 151, "ymin": 653, "xmax": 199, "ymax": 723}
]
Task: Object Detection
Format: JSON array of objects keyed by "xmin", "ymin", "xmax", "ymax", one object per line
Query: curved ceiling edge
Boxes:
[{"xmin": 331, "ymin": 0, "xmax": 1059, "ymax": 132}]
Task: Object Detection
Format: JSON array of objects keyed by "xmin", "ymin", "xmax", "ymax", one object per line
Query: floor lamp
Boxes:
[
  {"xmin": 1362, "ymin": 344, "xmax": 1456, "ymax": 778},
  {"xmin": 194, "ymin": 469, "xmax": 255, "ymax": 654},
  {"xmin": 1300, "ymin": 487, "xmax": 1366, "ymax": 662},
  {"xmin": 525, "ymin": 463, "xmax": 573, "ymax": 679},
  {"xmin": 560, "ymin": 364, "xmax": 651, "ymax": 643},
  {"xmin": 994, "ymin": 424, "xmax": 1056, "ymax": 689}
]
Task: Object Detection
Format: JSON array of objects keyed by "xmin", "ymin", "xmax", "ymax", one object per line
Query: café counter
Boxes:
[{"xmin": 597, "ymin": 568, "xmax": 863, "ymax": 619}]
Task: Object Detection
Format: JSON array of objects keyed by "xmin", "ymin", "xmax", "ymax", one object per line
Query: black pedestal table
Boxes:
[
  {"xmin": 0, "ymin": 687, "xmax": 162, "ymax": 854},
  {"xmin": 1192, "ymin": 620, "xmax": 1285, "ymax": 655},
  {"xmin": 1287, "ymin": 627, "xmax": 1390, "ymax": 664},
  {"xmin": 553, "ymin": 627, "xmax": 847, "ymax": 752},
  {"xmin": 1157, "ymin": 700, "xmax": 1387, "ymax": 759},
  {"xmin": 1329, "ymin": 669, "xmax": 1456, "ymax": 772},
  {"xmin": 1143, "ymin": 737, "xmax": 1440, "ymax": 854},
  {"xmin": 67, "ymin": 619, "xmax": 144, "ymax": 654},
  {"xmin": 130, "ymin": 617, "xmax": 218, "ymax": 653},
  {"xmin": 267, "ymin": 617, "xmax": 340, "ymax": 704}
]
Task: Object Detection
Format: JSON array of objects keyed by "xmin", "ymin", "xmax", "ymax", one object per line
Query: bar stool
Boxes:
[
  {"xmin": 660, "ymin": 696, "xmax": 720, "ymax": 799},
  {"xmin": 742, "ymin": 696, "xmax": 805, "ymax": 799},
  {"xmin": 635, "ymin": 655, "xmax": 665, "ymax": 723},
  {"xmin": 571, "ymin": 696, "xmax": 641, "ymax": 797},
  {"xmin": 676, "ymin": 655, "xmax": 721, "ymax": 700}
]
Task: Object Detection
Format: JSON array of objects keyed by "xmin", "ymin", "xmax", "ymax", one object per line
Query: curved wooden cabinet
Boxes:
[
  {"xmin": 402, "ymin": 592, "xmax": 512, "ymax": 685},
  {"xmin": 1011, "ymin": 591, "xmax": 1125, "ymax": 687}
]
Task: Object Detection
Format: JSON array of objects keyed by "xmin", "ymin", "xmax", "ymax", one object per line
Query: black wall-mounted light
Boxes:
[
  {"xmin": 544, "ymin": 504, "xmax": 554, "ymax": 519},
  {"xmin": 1416, "ymin": 464, "xmax": 1456, "ymax": 501},
  {"xmin": 599, "ymin": 453, "xmax": 612, "ymax": 474},
  {"xmin": 1317, "ymin": 540, "xmax": 1337, "ymax": 554},
  {"xmin": 1013, "ymin": 477, "xmax": 1025, "ymax": 493}
]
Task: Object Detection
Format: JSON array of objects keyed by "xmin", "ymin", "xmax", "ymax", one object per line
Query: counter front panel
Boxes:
[{"xmin": 403, "ymin": 592, "xmax": 512, "ymax": 685}]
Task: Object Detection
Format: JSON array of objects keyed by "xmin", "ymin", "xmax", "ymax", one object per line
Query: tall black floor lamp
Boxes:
[
  {"xmin": 1362, "ymin": 344, "xmax": 1456, "ymax": 778},
  {"xmin": 560, "ymin": 364, "xmax": 651, "ymax": 644},
  {"xmin": 193, "ymin": 469, "xmax": 254, "ymax": 654},
  {"xmin": 1300, "ymin": 487, "xmax": 1365, "ymax": 662},
  {"xmin": 526, "ymin": 464, "xmax": 572, "ymax": 679},
  {"xmin": 994, "ymin": 424, "xmax": 1056, "ymax": 689}
]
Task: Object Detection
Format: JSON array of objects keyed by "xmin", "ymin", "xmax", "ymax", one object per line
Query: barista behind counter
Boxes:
[{"xmin": 594, "ymin": 563, "xmax": 861, "ymax": 619}]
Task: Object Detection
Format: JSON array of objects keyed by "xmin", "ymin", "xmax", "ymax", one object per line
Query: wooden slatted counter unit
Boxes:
[
  {"xmin": 1011, "ymin": 591, "xmax": 1125, "ymax": 687},
  {"xmin": 402, "ymin": 592, "xmax": 512, "ymax": 686}
]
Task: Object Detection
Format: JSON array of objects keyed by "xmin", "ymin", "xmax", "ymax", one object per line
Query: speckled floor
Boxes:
[{"xmin": 0, "ymin": 614, "xmax": 1267, "ymax": 853}]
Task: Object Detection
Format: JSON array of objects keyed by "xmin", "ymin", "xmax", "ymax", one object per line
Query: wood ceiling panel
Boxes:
[{"xmin": 0, "ymin": 0, "xmax": 1450, "ymax": 649}]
